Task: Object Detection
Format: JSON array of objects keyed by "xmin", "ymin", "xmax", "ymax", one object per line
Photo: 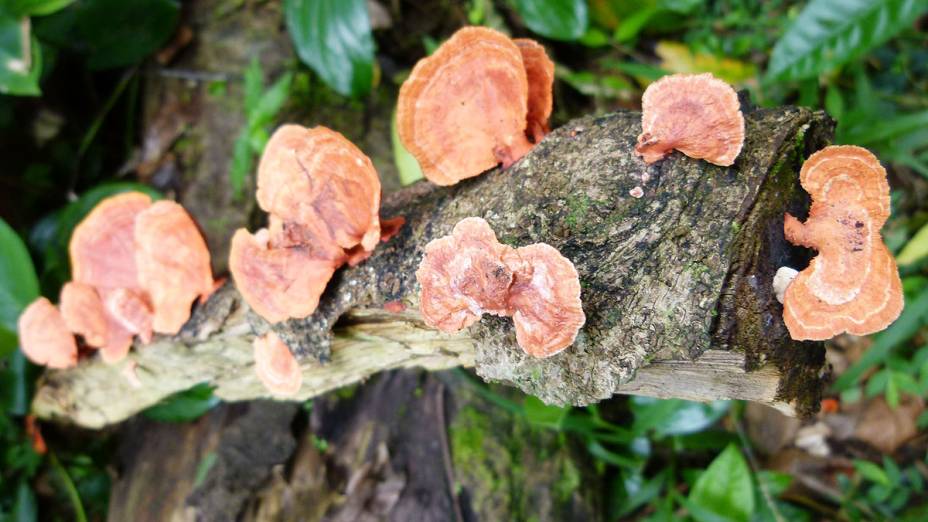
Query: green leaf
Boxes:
[
  {"xmin": 284, "ymin": 0, "xmax": 375, "ymax": 98},
  {"xmin": 8, "ymin": 0, "xmax": 74, "ymax": 17},
  {"xmin": 0, "ymin": 218, "xmax": 39, "ymax": 337},
  {"xmin": 513, "ymin": 0, "xmax": 589, "ymax": 41},
  {"xmin": 142, "ymin": 383, "xmax": 220, "ymax": 422},
  {"xmin": 523, "ymin": 395, "xmax": 568, "ymax": 429},
  {"xmin": 36, "ymin": 0, "xmax": 179, "ymax": 70},
  {"xmin": 833, "ymin": 285, "xmax": 928, "ymax": 391},
  {"xmin": 14, "ymin": 478, "xmax": 37, "ymax": 522},
  {"xmin": 897, "ymin": 221, "xmax": 928, "ymax": 266},
  {"xmin": 243, "ymin": 57, "xmax": 264, "ymax": 116},
  {"xmin": 688, "ymin": 444, "xmax": 755, "ymax": 522},
  {"xmin": 391, "ymin": 110, "xmax": 423, "ymax": 185},
  {"xmin": 249, "ymin": 72, "xmax": 292, "ymax": 130},
  {"xmin": 0, "ymin": 13, "xmax": 42, "ymax": 96},
  {"xmin": 230, "ymin": 130, "xmax": 253, "ymax": 200},
  {"xmin": 765, "ymin": 0, "xmax": 928, "ymax": 82},
  {"xmin": 853, "ymin": 459, "xmax": 890, "ymax": 486},
  {"xmin": 0, "ymin": 351, "xmax": 36, "ymax": 415},
  {"xmin": 630, "ymin": 397, "xmax": 730, "ymax": 437}
]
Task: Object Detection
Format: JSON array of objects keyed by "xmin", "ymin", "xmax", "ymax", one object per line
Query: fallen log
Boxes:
[{"xmin": 32, "ymin": 105, "xmax": 829, "ymax": 428}]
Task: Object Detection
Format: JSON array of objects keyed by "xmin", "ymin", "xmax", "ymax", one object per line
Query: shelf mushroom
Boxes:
[
  {"xmin": 230, "ymin": 124, "xmax": 393, "ymax": 324},
  {"xmin": 59, "ymin": 282, "xmax": 108, "ymax": 348},
  {"xmin": 397, "ymin": 27, "xmax": 540, "ymax": 186},
  {"xmin": 17, "ymin": 298, "xmax": 78, "ymax": 369},
  {"xmin": 635, "ymin": 73, "xmax": 744, "ymax": 166},
  {"xmin": 253, "ymin": 331, "xmax": 302, "ymax": 397},
  {"xmin": 416, "ymin": 217, "xmax": 585, "ymax": 358},
  {"xmin": 514, "ymin": 38, "xmax": 555, "ymax": 144},
  {"xmin": 780, "ymin": 145, "xmax": 903, "ymax": 340}
]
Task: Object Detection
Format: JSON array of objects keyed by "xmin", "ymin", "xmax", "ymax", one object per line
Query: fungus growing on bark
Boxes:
[
  {"xmin": 229, "ymin": 228, "xmax": 339, "ymax": 324},
  {"xmin": 635, "ymin": 73, "xmax": 744, "ymax": 166},
  {"xmin": 70, "ymin": 192, "xmax": 151, "ymax": 289},
  {"xmin": 59, "ymin": 282, "xmax": 107, "ymax": 347},
  {"xmin": 101, "ymin": 288, "xmax": 153, "ymax": 344},
  {"xmin": 416, "ymin": 217, "xmax": 584, "ymax": 357},
  {"xmin": 514, "ymin": 38, "xmax": 555, "ymax": 143},
  {"xmin": 416, "ymin": 217, "xmax": 514, "ymax": 332},
  {"xmin": 256, "ymin": 125, "xmax": 381, "ymax": 253},
  {"xmin": 253, "ymin": 331, "xmax": 302, "ymax": 397},
  {"xmin": 782, "ymin": 145, "xmax": 903, "ymax": 340},
  {"xmin": 135, "ymin": 200, "xmax": 214, "ymax": 334},
  {"xmin": 772, "ymin": 266, "xmax": 799, "ymax": 304},
  {"xmin": 504, "ymin": 244, "xmax": 586, "ymax": 358},
  {"xmin": 397, "ymin": 27, "xmax": 534, "ymax": 185},
  {"xmin": 18, "ymin": 298, "xmax": 77, "ymax": 369}
]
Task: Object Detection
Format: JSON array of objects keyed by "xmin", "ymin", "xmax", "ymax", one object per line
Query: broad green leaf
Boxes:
[
  {"xmin": 613, "ymin": 7, "xmax": 658, "ymax": 43},
  {"xmin": 284, "ymin": 0, "xmax": 375, "ymax": 98},
  {"xmin": 630, "ymin": 397, "xmax": 730, "ymax": 437},
  {"xmin": 391, "ymin": 111, "xmax": 423, "ymax": 185},
  {"xmin": 513, "ymin": 0, "xmax": 589, "ymax": 41},
  {"xmin": 142, "ymin": 383, "xmax": 220, "ymax": 422},
  {"xmin": 655, "ymin": 41, "xmax": 758, "ymax": 86},
  {"xmin": 853, "ymin": 459, "xmax": 890, "ymax": 486},
  {"xmin": 36, "ymin": 0, "xmax": 179, "ymax": 70},
  {"xmin": 896, "ymin": 221, "xmax": 928, "ymax": 266},
  {"xmin": 0, "ymin": 351, "xmax": 35, "ymax": 414},
  {"xmin": 0, "ymin": 14, "xmax": 41, "ymax": 96},
  {"xmin": 556, "ymin": 66, "xmax": 633, "ymax": 98},
  {"xmin": 8, "ymin": 0, "xmax": 74, "ymax": 17},
  {"xmin": 523, "ymin": 395, "xmax": 568, "ymax": 429},
  {"xmin": 765, "ymin": 0, "xmax": 928, "ymax": 82},
  {"xmin": 0, "ymin": 218, "xmax": 39, "ymax": 337},
  {"xmin": 688, "ymin": 444, "xmax": 755, "ymax": 522}
]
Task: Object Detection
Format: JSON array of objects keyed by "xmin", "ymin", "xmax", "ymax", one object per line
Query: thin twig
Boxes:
[
  {"xmin": 435, "ymin": 382, "xmax": 465, "ymax": 522},
  {"xmin": 48, "ymin": 451, "xmax": 87, "ymax": 522}
]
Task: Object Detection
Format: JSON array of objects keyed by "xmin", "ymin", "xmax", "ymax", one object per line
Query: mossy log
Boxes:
[{"xmin": 33, "ymin": 106, "xmax": 830, "ymax": 428}]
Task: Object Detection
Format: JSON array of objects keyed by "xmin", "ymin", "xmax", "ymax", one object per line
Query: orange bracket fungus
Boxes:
[
  {"xmin": 231, "ymin": 124, "xmax": 394, "ymax": 325},
  {"xmin": 781, "ymin": 145, "xmax": 903, "ymax": 340},
  {"xmin": 514, "ymin": 38, "xmax": 555, "ymax": 144},
  {"xmin": 397, "ymin": 27, "xmax": 540, "ymax": 186},
  {"xmin": 59, "ymin": 282, "xmax": 107, "ymax": 347},
  {"xmin": 635, "ymin": 73, "xmax": 744, "ymax": 166},
  {"xmin": 70, "ymin": 192, "xmax": 151, "ymax": 289},
  {"xmin": 416, "ymin": 217, "xmax": 585, "ymax": 358},
  {"xmin": 135, "ymin": 200, "xmax": 214, "ymax": 334},
  {"xmin": 18, "ymin": 298, "xmax": 77, "ymax": 369},
  {"xmin": 253, "ymin": 331, "xmax": 302, "ymax": 397}
]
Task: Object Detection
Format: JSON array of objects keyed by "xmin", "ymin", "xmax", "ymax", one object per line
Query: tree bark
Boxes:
[{"xmin": 33, "ymin": 105, "xmax": 830, "ymax": 428}]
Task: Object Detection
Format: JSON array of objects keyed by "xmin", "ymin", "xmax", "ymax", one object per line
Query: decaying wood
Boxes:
[
  {"xmin": 33, "ymin": 106, "xmax": 830, "ymax": 428},
  {"xmin": 107, "ymin": 370, "xmax": 601, "ymax": 522}
]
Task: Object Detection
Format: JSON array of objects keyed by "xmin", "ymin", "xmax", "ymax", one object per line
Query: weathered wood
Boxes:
[
  {"xmin": 33, "ymin": 106, "xmax": 830, "ymax": 428},
  {"xmin": 106, "ymin": 370, "xmax": 602, "ymax": 522}
]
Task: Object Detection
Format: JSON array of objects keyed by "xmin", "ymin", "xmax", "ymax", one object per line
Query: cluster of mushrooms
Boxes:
[{"xmin": 17, "ymin": 26, "xmax": 904, "ymax": 398}]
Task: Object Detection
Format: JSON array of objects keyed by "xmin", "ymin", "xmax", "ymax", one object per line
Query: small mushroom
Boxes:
[
  {"xmin": 17, "ymin": 298, "xmax": 77, "ymax": 369},
  {"xmin": 253, "ymin": 331, "xmax": 302, "ymax": 397},
  {"xmin": 101, "ymin": 288, "xmax": 153, "ymax": 344},
  {"xmin": 397, "ymin": 27, "xmax": 533, "ymax": 185},
  {"xmin": 772, "ymin": 267, "xmax": 799, "ymax": 304},
  {"xmin": 256, "ymin": 125, "xmax": 382, "ymax": 253},
  {"xmin": 416, "ymin": 217, "xmax": 514, "ymax": 332},
  {"xmin": 59, "ymin": 282, "xmax": 107, "ymax": 347},
  {"xmin": 134, "ymin": 200, "xmax": 214, "ymax": 334},
  {"xmin": 513, "ymin": 38, "xmax": 555, "ymax": 143},
  {"xmin": 229, "ymin": 228, "xmax": 339, "ymax": 323},
  {"xmin": 504, "ymin": 244, "xmax": 585, "ymax": 358},
  {"xmin": 635, "ymin": 73, "xmax": 744, "ymax": 166},
  {"xmin": 69, "ymin": 192, "xmax": 151, "ymax": 289},
  {"xmin": 100, "ymin": 316, "xmax": 134, "ymax": 364},
  {"xmin": 782, "ymin": 145, "xmax": 903, "ymax": 340}
]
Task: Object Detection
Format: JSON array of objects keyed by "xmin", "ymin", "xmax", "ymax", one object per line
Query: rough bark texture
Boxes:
[
  {"xmin": 106, "ymin": 370, "xmax": 601, "ymax": 522},
  {"xmin": 33, "ymin": 106, "xmax": 830, "ymax": 428}
]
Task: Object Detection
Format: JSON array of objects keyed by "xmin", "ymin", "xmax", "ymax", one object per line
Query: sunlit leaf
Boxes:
[
  {"xmin": 854, "ymin": 459, "xmax": 891, "ymax": 486},
  {"xmin": 765, "ymin": 0, "xmax": 928, "ymax": 82},
  {"xmin": 142, "ymin": 383, "xmax": 220, "ymax": 422},
  {"xmin": 391, "ymin": 111, "xmax": 423, "ymax": 185},
  {"xmin": 0, "ymin": 14, "xmax": 41, "ymax": 96},
  {"xmin": 655, "ymin": 41, "xmax": 757, "ymax": 86},
  {"xmin": 0, "ymin": 218, "xmax": 39, "ymax": 337},
  {"xmin": 513, "ymin": 0, "xmax": 589, "ymax": 41},
  {"xmin": 687, "ymin": 444, "xmax": 754, "ymax": 522},
  {"xmin": 898, "ymin": 222, "xmax": 928, "ymax": 265},
  {"xmin": 8, "ymin": 0, "xmax": 74, "ymax": 17},
  {"xmin": 284, "ymin": 0, "xmax": 375, "ymax": 98}
]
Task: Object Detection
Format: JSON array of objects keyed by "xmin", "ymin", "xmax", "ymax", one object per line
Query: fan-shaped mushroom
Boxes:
[
  {"xmin": 253, "ymin": 331, "xmax": 302, "ymax": 397},
  {"xmin": 229, "ymin": 228, "xmax": 339, "ymax": 324},
  {"xmin": 635, "ymin": 73, "xmax": 744, "ymax": 166},
  {"xmin": 18, "ymin": 298, "xmax": 77, "ymax": 369},
  {"xmin": 504, "ymin": 244, "xmax": 586, "ymax": 358},
  {"xmin": 397, "ymin": 27, "xmax": 534, "ymax": 185},
  {"xmin": 514, "ymin": 38, "xmax": 555, "ymax": 144},
  {"xmin": 70, "ymin": 192, "xmax": 151, "ymax": 289},
  {"xmin": 101, "ymin": 288, "xmax": 153, "ymax": 344},
  {"xmin": 416, "ymin": 217, "xmax": 514, "ymax": 332},
  {"xmin": 135, "ymin": 200, "xmax": 214, "ymax": 334},
  {"xmin": 256, "ymin": 125, "xmax": 381, "ymax": 253},
  {"xmin": 59, "ymin": 282, "xmax": 107, "ymax": 347},
  {"xmin": 782, "ymin": 145, "xmax": 903, "ymax": 340}
]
